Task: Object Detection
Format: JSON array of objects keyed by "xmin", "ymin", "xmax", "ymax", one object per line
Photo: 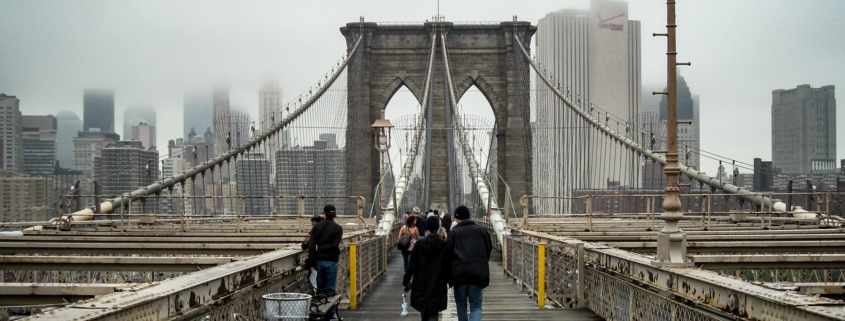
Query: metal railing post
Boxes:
[
  {"xmin": 538, "ymin": 242, "xmax": 546, "ymax": 308},
  {"xmin": 577, "ymin": 243, "xmax": 585, "ymax": 308},
  {"xmin": 298, "ymin": 197, "xmax": 305, "ymax": 233},
  {"xmin": 349, "ymin": 242, "xmax": 357, "ymax": 309},
  {"xmin": 586, "ymin": 196, "xmax": 593, "ymax": 231},
  {"xmin": 521, "ymin": 195, "xmax": 530, "ymax": 228}
]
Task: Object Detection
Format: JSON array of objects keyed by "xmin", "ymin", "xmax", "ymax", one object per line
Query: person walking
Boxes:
[
  {"xmin": 448, "ymin": 205, "xmax": 492, "ymax": 321},
  {"xmin": 398, "ymin": 216, "xmax": 420, "ymax": 272},
  {"xmin": 306, "ymin": 204, "xmax": 344, "ymax": 319},
  {"xmin": 412, "ymin": 207, "xmax": 427, "ymax": 238},
  {"xmin": 403, "ymin": 216, "xmax": 452, "ymax": 321}
]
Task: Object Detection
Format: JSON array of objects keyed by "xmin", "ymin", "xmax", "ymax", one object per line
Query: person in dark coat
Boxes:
[
  {"xmin": 403, "ymin": 216, "xmax": 451, "ymax": 321},
  {"xmin": 448, "ymin": 205, "xmax": 492, "ymax": 321},
  {"xmin": 412, "ymin": 207, "xmax": 427, "ymax": 237}
]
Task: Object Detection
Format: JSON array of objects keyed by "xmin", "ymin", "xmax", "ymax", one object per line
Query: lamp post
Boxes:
[
  {"xmin": 371, "ymin": 110, "xmax": 394, "ymax": 211},
  {"xmin": 652, "ymin": 0, "xmax": 693, "ymax": 268}
]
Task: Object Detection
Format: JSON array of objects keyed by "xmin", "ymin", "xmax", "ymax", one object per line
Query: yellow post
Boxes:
[
  {"xmin": 350, "ymin": 242, "xmax": 357, "ymax": 309},
  {"xmin": 538, "ymin": 242, "xmax": 546, "ymax": 308}
]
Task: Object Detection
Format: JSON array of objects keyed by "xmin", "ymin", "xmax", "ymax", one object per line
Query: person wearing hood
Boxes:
[{"xmin": 402, "ymin": 216, "xmax": 451, "ymax": 321}]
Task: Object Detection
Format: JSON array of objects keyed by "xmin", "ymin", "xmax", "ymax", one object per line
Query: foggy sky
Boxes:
[{"xmin": 2, "ymin": 0, "xmax": 844, "ymax": 176}]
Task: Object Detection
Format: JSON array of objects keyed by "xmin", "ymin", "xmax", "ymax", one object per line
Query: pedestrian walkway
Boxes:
[{"xmin": 342, "ymin": 251, "xmax": 603, "ymax": 321}]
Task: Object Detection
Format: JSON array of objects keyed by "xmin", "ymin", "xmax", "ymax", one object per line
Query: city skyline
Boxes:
[{"xmin": 1, "ymin": 0, "xmax": 844, "ymax": 174}]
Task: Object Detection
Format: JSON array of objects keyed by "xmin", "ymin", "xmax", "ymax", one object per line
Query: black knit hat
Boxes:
[
  {"xmin": 426, "ymin": 216, "xmax": 441, "ymax": 233},
  {"xmin": 454, "ymin": 205, "xmax": 470, "ymax": 220}
]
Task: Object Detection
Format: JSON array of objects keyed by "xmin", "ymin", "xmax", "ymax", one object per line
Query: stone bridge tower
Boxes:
[{"xmin": 341, "ymin": 21, "xmax": 535, "ymax": 214}]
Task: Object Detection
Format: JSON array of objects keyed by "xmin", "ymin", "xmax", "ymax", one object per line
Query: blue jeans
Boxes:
[
  {"xmin": 453, "ymin": 284, "xmax": 483, "ymax": 321},
  {"xmin": 315, "ymin": 261, "xmax": 337, "ymax": 315},
  {"xmin": 315, "ymin": 261, "xmax": 338, "ymax": 291},
  {"xmin": 401, "ymin": 250, "xmax": 411, "ymax": 273}
]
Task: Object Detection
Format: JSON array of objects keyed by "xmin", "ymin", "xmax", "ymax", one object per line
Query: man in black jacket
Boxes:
[
  {"xmin": 306, "ymin": 205, "xmax": 343, "ymax": 293},
  {"xmin": 448, "ymin": 205, "xmax": 491, "ymax": 321}
]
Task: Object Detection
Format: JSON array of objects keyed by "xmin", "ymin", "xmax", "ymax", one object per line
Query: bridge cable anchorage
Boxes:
[
  {"xmin": 376, "ymin": 32, "xmax": 438, "ymax": 236},
  {"xmin": 439, "ymin": 32, "xmax": 508, "ymax": 245},
  {"xmin": 33, "ymin": 35, "xmax": 366, "ymax": 228},
  {"xmin": 511, "ymin": 35, "xmax": 811, "ymax": 218}
]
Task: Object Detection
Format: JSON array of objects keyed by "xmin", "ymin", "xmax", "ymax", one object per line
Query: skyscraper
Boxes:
[
  {"xmin": 183, "ymin": 92, "xmax": 214, "ymax": 141},
  {"xmin": 83, "ymin": 89, "xmax": 115, "ymax": 132},
  {"xmin": 259, "ymin": 80, "xmax": 283, "ymax": 133},
  {"xmin": 213, "ymin": 86, "xmax": 230, "ymax": 129},
  {"xmin": 22, "ymin": 115, "xmax": 58, "ymax": 177},
  {"xmin": 73, "ymin": 130, "xmax": 120, "ymax": 178},
  {"xmin": 772, "ymin": 84, "xmax": 836, "ymax": 174},
  {"xmin": 275, "ymin": 140, "xmax": 346, "ymax": 214},
  {"xmin": 259, "ymin": 81, "xmax": 283, "ymax": 174},
  {"xmin": 123, "ymin": 105, "xmax": 156, "ymax": 141},
  {"xmin": 56, "ymin": 110, "xmax": 82, "ymax": 169},
  {"xmin": 658, "ymin": 73, "xmax": 700, "ymax": 170},
  {"xmin": 95, "ymin": 141, "xmax": 159, "ymax": 213},
  {"xmin": 534, "ymin": 0, "xmax": 641, "ymax": 207},
  {"xmin": 236, "ymin": 152, "xmax": 272, "ymax": 214},
  {"xmin": 0, "ymin": 94, "xmax": 23, "ymax": 173}
]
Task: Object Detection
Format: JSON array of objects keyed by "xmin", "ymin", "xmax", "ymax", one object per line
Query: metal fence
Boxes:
[
  {"xmin": 504, "ymin": 234, "xmax": 585, "ymax": 308},
  {"xmin": 584, "ymin": 268, "xmax": 728, "ymax": 321}
]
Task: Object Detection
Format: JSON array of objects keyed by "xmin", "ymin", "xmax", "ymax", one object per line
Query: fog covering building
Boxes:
[
  {"xmin": 183, "ymin": 92, "xmax": 214, "ymax": 141},
  {"xmin": 772, "ymin": 84, "xmax": 836, "ymax": 175},
  {"xmin": 83, "ymin": 89, "xmax": 114, "ymax": 132},
  {"xmin": 659, "ymin": 74, "xmax": 701, "ymax": 170},
  {"xmin": 56, "ymin": 110, "xmax": 83, "ymax": 169},
  {"xmin": 275, "ymin": 140, "xmax": 346, "ymax": 215},
  {"xmin": 123, "ymin": 105, "xmax": 156, "ymax": 141}
]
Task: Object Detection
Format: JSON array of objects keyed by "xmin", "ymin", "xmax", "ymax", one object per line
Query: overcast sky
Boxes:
[{"xmin": 2, "ymin": 0, "xmax": 843, "ymax": 176}]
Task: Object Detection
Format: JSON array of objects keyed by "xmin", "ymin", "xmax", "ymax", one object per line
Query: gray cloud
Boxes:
[{"xmin": 1, "ymin": 0, "xmax": 843, "ymax": 175}]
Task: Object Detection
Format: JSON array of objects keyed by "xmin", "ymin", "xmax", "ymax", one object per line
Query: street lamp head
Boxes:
[{"xmin": 371, "ymin": 110, "xmax": 394, "ymax": 152}]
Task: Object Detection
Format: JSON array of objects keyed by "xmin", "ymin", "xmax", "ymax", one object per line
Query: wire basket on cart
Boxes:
[{"xmin": 262, "ymin": 293, "xmax": 312, "ymax": 321}]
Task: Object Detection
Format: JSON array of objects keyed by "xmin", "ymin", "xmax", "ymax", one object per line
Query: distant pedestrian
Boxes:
[
  {"xmin": 412, "ymin": 207, "xmax": 427, "ymax": 237},
  {"xmin": 301, "ymin": 215, "xmax": 324, "ymax": 250},
  {"xmin": 402, "ymin": 211, "xmax": 411, "ymax": 225},
  {"xmin": 403, "ymin": 216, "xmax": 452, "ymax": 321},
  {"xmin": 448, "ymin": 205, "xmax": 492, "ymax": 321},
  {"xmin": 442, "ymin": 212, "xmax": 453, "ymax": 233},
  {"xmin": 306, "ymin": 205, "xmax": 344, "ymax": 319},
  {"xmin": 398, "ymin": 216, "xmax": 420, "ymax": 272}
]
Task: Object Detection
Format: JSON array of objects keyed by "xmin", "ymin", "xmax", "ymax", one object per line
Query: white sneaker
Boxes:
[{"xmin": 401, "ymin": 294, "xmax": 409, "ymax": 316}]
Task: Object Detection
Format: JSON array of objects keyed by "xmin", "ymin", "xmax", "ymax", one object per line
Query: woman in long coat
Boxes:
[{"xmin": 402, "ymin": 216, "xmax": 451, "ymax": 321}]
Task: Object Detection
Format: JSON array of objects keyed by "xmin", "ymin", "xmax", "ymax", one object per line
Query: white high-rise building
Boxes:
[
  {"xmin": 259, "ymin": 80, "xmax": 283, "ymax": 132},
  {"xmin": 534, "ymin": 0, "xmax": 641, "ymax": 207},
  {"xmin": 131, "ymin": 122, "xmax": 156, "ymax": 149},
  {"xmin": 259, "ymin": 81, "xmax": 283, "ymax": 174}
]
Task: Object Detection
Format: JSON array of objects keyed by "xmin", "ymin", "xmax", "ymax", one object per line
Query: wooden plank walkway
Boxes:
[{"xmin": 342, "ymin": 251, "xmax": 603, "ymax": 321}]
